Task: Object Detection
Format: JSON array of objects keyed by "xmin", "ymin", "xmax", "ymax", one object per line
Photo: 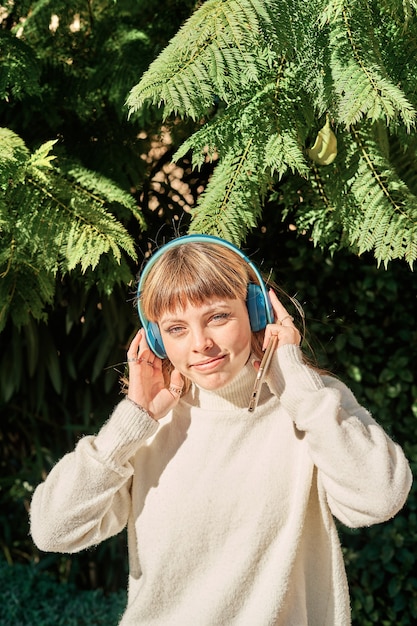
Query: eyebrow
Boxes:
[{"xmin": 160, "ymin": 302, "xmax": 232, "ymax": 325}]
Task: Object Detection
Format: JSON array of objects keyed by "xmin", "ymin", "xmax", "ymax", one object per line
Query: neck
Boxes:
[{"xmin": 183, "ymin": 362, "xmax": 270, "ymax": 412}]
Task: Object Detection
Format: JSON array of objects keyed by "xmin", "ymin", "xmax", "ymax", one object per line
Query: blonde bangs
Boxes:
[{"xmin": 140, "ymin": 242, "xmax": 252, "ymax": 321}]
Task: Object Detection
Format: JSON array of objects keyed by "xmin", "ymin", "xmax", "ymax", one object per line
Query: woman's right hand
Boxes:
[
  {"xmin": 127, "ymin": 329, "xmax": 184, "ymax": 420},
  {"xmin": 263, "ymin": 289, "xmax": 301, "ymax": 350}
]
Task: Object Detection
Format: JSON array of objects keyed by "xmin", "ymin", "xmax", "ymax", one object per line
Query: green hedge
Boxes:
[{"xmin": 0, "ymin": 559, "xmax": 126, "ymax": 626}]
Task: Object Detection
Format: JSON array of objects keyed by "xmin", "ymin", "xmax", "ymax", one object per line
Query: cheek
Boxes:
[
  {"xmin": 162, "ymin": 338, "xmax": 183, "ymax": 367},
  {"xmin": 230, "ymin": 321, "xmax": 252, "ymax": 355}
]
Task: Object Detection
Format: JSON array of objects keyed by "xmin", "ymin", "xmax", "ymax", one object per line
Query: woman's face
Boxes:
[{"xmin": 159, "ymin": 298, "xmax": 252, "ymax": 390}]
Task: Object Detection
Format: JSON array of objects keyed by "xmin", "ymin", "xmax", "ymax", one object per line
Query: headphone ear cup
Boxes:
[
  {"xmin": 145, "ymin": 322, "xmax": 167, "ymax": 359},
  {"xmin": 247, "ymin": 284, "xmax": 272, "ymax": 331}
]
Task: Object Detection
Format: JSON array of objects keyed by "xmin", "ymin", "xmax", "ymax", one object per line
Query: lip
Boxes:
[{"xmin": 190, "ymin": 355, "xmax": 226, "ymax": 371}]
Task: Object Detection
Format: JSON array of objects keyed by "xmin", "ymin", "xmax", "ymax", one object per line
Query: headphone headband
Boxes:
[{"xmin": 137, "ymin": 234, "xmax": 273, "ymax": 358}]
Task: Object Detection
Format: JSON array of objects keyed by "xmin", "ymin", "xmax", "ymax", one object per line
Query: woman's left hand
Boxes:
[
  {"xmin": 126, "ymin": 329, "xmax": 184, "ymax": 421},
  {"xmin": 262, "ymin": 289, "xmax": 301, "ymax": 350}
]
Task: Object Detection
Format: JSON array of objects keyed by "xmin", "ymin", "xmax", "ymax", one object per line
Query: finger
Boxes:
[
  {"xmin": 137, "ymin": 329, "xmax": 158, "ymax": 364},
  {"xmin": 251, "ymin": 357, "xmax": 261, "ymax": 372},
  {"xmin": 168, "ymin": 369, "xmax": 185, "ymax": 399},
  {"xmin": 268, "ymin": 289, "xmax": 297, "ymax": 328},
  {"xmin": 127, "ymin": 329, "xmax": 143, "ymax": 361},
  {"xmin": 127, "ymin": 330, "xmax": 160, "ymax": 369},
  {"xmin": 268, "ymin": 289, "xmax": 291, "ymax": 322},
  {"xmin": 138, "ymin": 328, "xmax": 151, "ymax": 352},
  {"xmin": 262, "ymin": 325, "xmax": 280, "ymax": 351},
  {"xmin": 170, "ymin": 369, "xmax": 184, "ymax": 388}
]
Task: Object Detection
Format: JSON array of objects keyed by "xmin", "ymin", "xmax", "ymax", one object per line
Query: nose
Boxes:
[{"xmin": 192, "ymin": 327, "xmax": 214, "ymax": 352}]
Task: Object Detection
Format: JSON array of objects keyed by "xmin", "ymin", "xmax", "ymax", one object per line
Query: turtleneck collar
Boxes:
[{"xmin": 182, "ymin": 360, "xmax": 272, "ymax": 412}]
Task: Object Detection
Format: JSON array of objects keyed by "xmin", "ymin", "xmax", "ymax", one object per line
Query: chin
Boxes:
[{"xmin": 194, "ymin": 371, "xmax": 239, "ymax": 391}]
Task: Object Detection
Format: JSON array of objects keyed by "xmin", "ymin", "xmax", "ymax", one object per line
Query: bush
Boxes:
[{"xmin": 0, "ymin": 559, "xmax": 126, "ymax": 626}]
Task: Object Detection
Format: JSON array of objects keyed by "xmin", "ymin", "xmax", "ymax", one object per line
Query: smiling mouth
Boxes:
[{"xmin": 190, "ymin": 355, "xmax": 226, "ymax": 370}]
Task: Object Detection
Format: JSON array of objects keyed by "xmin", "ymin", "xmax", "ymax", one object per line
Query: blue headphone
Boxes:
[{"xmin": 137, "ymin": 234, "xmax": 274, "ymax": 359}]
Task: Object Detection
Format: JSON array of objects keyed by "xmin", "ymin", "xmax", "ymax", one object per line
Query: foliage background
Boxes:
[{"xmin": 1, "ymin": 0, "xmax": 417, "ymax": 625}]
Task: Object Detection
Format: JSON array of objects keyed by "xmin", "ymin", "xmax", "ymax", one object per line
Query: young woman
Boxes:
[{"xmin": 30, "ymin": 235, "xmax": 412, "ymax": 626}]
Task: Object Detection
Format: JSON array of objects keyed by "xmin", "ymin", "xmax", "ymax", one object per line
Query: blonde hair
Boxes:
[{"xmin": 138, "ymin": 241, "xmax": 266, "ymax": 389}]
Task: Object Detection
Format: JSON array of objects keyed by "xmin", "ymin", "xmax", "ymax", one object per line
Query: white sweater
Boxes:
[{"xmin": 30, "ymin": 345, "xmax": 412, "ymax": 626}]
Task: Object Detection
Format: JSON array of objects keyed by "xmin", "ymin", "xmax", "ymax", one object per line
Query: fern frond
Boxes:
[
  {"xmin": 91, "ymin": 26, "xmax": 152, "ymax": 114},
  {"xmin": 127, "ymin": 0, "xmax": 273, "ymax": 119},
  {"xmin": 174, "ymin": 64, "xmax": 309, "ymax": 178},
  {"xmin": 326, "ymin": 4, "xmax": 416, "ymax": 129},
  {"xmin": 23, "ymin": 168, "xmax": 136, "ymax": 272},
  {"xmin": 319, "ymin": 0, "xmax": 346, "ymax": 25},
  {"xmin": 63, "ymin": 214, "xmax": 129, "ymax": 271},
  {"xmin": 281, "ymin": 123, "xmax": 417, "ymax": 266},
  {"xmin": 388, "ymin": 132, "xmax": 417, "ymax": 195},
  {"xmin": 59, "ymin": 161, "xmax": 146, "ymax": 228},
  {"xmin": 189, "ymin": 144, "xmax": 271, "ymax": 244},
  {"xmin": 0, "ymin": 132, "xmax": 146, "ymax": 327},
  {"xmin": 28, "ymin": 139, "xmax": 58, "ymax": 182},
  {"xmin": 0, "ymin": 128, "xmax": 30, "ymax": 189},
  {"xmin": 345, "ymin": 126, "xmax": 417, "ymax": 265},
  {"xmin": 264, "ymin": 132, "xmax": 309, "ymax": 179},
  {"xmin": 0, "ymin": 31, "xmax": 41, "ymax": 101},
  {"xmin": 285, "ymin": 145, "xmax": 354, "ymax": 253},
  {"xmin": 124, "ymin": 0, "xmax": 417, "ymax": 265},
  {"xmin": 173, "ymin": 80, "xmax": 277, "ymax": 164},
  {"xmin": 355, "ymin": 205, "xmax": 417, "ymax": 267},
  {"xmin": 374, "ymin": 14, "xmax": 417, "ymax": 114},
  {"xmin": 0, "ymin": 246, "xmax": 56, "ymax": 331},
  {"xmin": 379, "ymin": 0, "xmax": 417, "ymax": 27}
]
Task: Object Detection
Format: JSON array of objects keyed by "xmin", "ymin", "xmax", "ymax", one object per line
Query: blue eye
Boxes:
[
  {"xmin": 212, "ymin": 312, "xmax": 231, "ymax": 323},
  {"xmin": 167, "ymin": 326, "xmax": 185, "ymax": 335}
]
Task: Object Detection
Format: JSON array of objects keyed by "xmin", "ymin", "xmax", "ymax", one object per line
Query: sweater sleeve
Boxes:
[
  {"xmin": 266, "ymin": 344, "xmax": 413, "ymax": 528},
  {"xmin": 30, "ymin": 398, "xmax": 159, "ymax": 553}
]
